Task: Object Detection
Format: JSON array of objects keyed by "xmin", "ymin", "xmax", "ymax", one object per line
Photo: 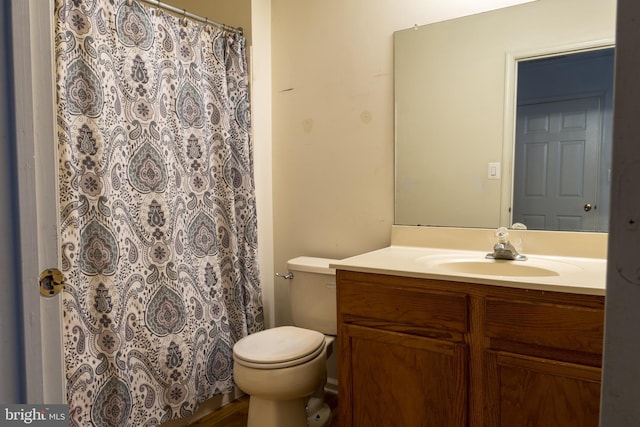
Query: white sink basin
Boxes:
[{"xmin": 417, "ymin": 254, "xmax": 584, "ymax": 278}]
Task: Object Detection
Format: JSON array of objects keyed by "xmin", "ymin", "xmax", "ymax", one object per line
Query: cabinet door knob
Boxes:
[{"xmin": 584, "ymin": 203, "xmax": 593, "ymax": 212}]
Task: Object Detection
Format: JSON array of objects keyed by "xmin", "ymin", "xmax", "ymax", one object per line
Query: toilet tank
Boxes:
[{"xmin": 287, "ymin": 256, "xmax": 338, "ymax": 335}]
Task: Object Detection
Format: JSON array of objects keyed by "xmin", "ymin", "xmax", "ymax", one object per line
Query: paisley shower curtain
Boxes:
[{"xmin": 55, "ymin": 0, "xmax": 263, "ymax": 424}]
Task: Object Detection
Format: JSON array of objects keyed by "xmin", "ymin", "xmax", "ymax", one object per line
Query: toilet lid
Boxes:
[{"xmin": 233, "ymin": 326, "xmax": 325, "ymax": 368}]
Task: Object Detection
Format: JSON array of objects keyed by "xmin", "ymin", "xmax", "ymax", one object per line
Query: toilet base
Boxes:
[
  {"xmin": 307, "ymin": 402, "xmax": 332, "ymax": 427},
  {"xmin": 247, "ymin": 396, "xmax": 308, "ymax": 427}
]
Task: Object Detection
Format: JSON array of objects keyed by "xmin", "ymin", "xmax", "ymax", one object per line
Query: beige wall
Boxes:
[
  {"xmin": 270, "ymin": 0, "xmax": 539, "ymax": 325},
  {"xmin": 162, "ymin": 0, "xmax": 252, "ymax": 42}
]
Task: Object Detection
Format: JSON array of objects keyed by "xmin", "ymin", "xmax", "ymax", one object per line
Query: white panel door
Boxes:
[{"xmin": 512, "ymin": 96, "xmax": 603, "ymax": 231}]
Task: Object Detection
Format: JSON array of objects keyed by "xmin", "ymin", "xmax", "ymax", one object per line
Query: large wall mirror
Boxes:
[{"xmin": 394, "ymin": 0, "xmax": 616, "ymax": 232}]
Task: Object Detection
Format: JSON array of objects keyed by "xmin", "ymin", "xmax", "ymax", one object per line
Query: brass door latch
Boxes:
[{"xmin": 39, "ymin": 268, "xmax": 65, "ymax": 297}]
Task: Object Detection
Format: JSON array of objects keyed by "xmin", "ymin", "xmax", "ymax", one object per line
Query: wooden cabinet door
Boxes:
[
  {"xmin": 340, "ymin": 324, "xmax": 467, "ymax": 427},
  {"xmin": 485, "ymin": 350, "xmax": 601, "ymax": 427}
]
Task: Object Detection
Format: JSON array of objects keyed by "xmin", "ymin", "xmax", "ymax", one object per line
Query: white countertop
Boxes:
[{"xmin": 330, "ymin": 245, "xmax": 607, "ymax": 296}]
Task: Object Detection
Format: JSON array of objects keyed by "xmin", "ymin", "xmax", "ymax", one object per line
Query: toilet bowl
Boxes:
[
  {"xmin": 232, "ymin": 257, "xmax": 338, "ymax": 427},
  {"xmin": 233, "ymin": 326, "xmax": 328, "ymax": 427}
]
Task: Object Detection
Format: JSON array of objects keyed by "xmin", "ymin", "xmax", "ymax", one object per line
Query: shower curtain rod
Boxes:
[{"xmin": 127, "ymin": 0, "xmax": 244, "ymax": 35}]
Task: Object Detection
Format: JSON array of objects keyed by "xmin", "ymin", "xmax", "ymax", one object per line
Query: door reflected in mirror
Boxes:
[{"xmin": 512, "ymin": 48, "xmax": 614, "ymax": 232}]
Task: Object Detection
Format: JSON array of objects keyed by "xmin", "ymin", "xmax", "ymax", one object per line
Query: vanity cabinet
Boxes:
[
  {"xmin": 483, "ymin": 296, "xmax": 604, "ymax": 426},
  {"xmin": 337, "ymin": 270, "xmax": 605, "ymax": 427},
  {"xmin": 337, "ymin": 271, "xmax": 469, "ymax": 427}
]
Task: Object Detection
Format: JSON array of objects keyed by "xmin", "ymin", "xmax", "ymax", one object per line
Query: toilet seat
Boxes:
[{"xmin": 233, "ymin": 326, "xmax": 326, "ymax": 369}]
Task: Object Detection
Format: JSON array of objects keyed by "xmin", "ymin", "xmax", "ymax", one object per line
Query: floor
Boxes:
[{"xmin": 188, "ymin": 393, "xmax": 339, "ymax": 427}]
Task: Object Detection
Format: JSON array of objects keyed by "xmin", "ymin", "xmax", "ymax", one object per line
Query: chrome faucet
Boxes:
[{"xmin": 486, "ymin": 227, "xmax": 527, "ymax": 261}]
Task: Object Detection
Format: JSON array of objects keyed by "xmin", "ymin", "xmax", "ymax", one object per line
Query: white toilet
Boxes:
[{"xmin": 232, "ymin": 257, "xmax": 337, "ymax": 427}]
